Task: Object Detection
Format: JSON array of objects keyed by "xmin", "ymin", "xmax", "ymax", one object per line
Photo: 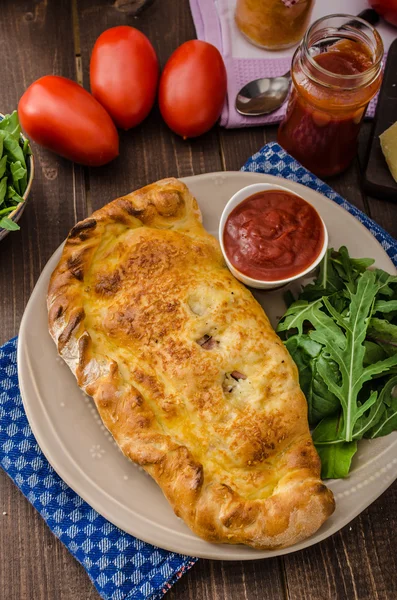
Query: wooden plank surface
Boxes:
[
  {"xmin": 77, "ymin": 0, "xmax": 223, "ymax": 211},
  {"xmin": 0, "ymin": 2, "xmax": 89, "ymax": 599},
  {"xmin": 0, "ymin": 1, "xmax": 87, "ymax": 346},
  {"xmin": 0, "ymin": 1, "xmax": 396, "ymax": 599}
]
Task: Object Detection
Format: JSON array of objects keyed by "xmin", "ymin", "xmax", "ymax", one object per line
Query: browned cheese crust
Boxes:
[{"xmin": 47, "ymin": 178, "xmax": 335, "ymax": 549}]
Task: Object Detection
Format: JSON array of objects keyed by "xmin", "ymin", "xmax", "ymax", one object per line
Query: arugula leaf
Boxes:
[
  {"xmin": 277, "ymin": 298, "xmax": 341, "ymax": 338},
  {"xmin": 333, "ymin": 246, "xmax": 358, "ymax": 291},
  {"xmin": 0, "ymin": 176, "xmax": 7, "ymax": 206},
  {"xmin": 374, "ymin": 300, "xmax": 397, "ymax": 314},
  {"xmin": 313, "ymin": 414, "xmax": 358, "ymax": 479},
  {"xmin": 316, "ymin": 442, "xmax": 358, "ymax": 479},
  {"xmin": 373, "ymin": 269, "xmax": 397, "ymax": 296},
  {"xmin": 311, "ymin": 272, "xmax": 397, "ymax": 440},
  {"xmin": 365, "ymin": 376, "xmax": 397, "ymax": 438},
  {"xmin": 10, "ymin": 160, "xmax": 27, "ymax": 195},
  {"xmin": 0, "ymin": 216, "xmax": 20, "ymax": 231},
  {"xmin": 299, "ymin": 249, "xmax": 344, "ymax": 301},
  {"xmin": 286, "ymin": 335, "xmax": 340, "ymax": 426},
  {"xmin": 0, "ymin": 155, "xmax": 7, "ymax": 179},
  {"xmin": 22, "ymin": 138, "xmax": 32, "ymax": 157},
  {"xmin": 378, "ymin": 344, "xmax": 397, "ymax": 359},
  {"xmin": 367, "ymin": 317, "xmax": 397, "ymax": 350},
  {"xmin": 364, "ymin": 340, "xmax": 388, "ymax": 365},
  {"xmin": 277, "ymin": 299, "xmax": 318, "ymax": 334},
  {"xmin": 350, "ymin": 257, "xmax": 376, "ymax": 271},
  {"xmin": 352, "ymin": 389, "xmax": 384, "ymax": 439},
  {"xmin": 0, "ymin": 206, "xmax": 16, "ymax": 217},
  {"xmin": 0, "ymin": 111, "xmax": 21, "ymax": 139},
  {"xmin": 6, "ymin": 187, "xmax": 24, "ymax": 206},
  {"xmin": 0, "ymin": 130, "xmax": 26, "ymax": 168}
]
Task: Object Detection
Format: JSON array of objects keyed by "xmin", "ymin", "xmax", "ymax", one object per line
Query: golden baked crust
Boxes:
[{"xmin": 47, "ymin": 177, "xmax": 335, "ymax": 549}]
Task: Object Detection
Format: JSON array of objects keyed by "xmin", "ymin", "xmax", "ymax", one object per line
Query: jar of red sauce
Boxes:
[{"xmin": 278, "ymin": 15, "xmax": 384, "ymax": 177}]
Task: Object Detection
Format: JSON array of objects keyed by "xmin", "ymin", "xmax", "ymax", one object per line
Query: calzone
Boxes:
[{"xmin": 48, "ymin": 178, "xmax": 335, "ymax": 549}]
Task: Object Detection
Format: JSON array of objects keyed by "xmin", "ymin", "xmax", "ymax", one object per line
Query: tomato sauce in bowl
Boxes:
[{"xmin": 223, "ymin": 190, "xmax": 325, "ymax": 282}]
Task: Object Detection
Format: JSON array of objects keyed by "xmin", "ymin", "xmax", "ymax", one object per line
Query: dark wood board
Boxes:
[
  {"xmin": 359, "ymin": 123, "xmax": 397, "ymax": 239},
  {"xmin": 0, "ymin": 1, "xmax": 396, "ymax": 600}
]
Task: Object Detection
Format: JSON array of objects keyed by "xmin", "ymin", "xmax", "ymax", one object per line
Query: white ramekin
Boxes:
[{"xmin": 219, "ymin": 182, "xmax": 328, "ymax": 290}]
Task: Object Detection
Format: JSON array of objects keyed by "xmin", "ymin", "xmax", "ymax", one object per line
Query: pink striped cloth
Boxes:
[{"xmin": 189, "ymin": 0, "xmax": 380, "ymax": 128}]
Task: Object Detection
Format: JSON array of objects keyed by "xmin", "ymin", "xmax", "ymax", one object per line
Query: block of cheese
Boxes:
[{"xmin": 380, "ymin": 121, "xmax": 397, "ymax": 183}]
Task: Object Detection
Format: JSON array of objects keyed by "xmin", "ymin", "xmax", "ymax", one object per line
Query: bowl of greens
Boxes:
[{"xmin": 0, "ymin": 111, "xmax": 34, "ymax": 240}]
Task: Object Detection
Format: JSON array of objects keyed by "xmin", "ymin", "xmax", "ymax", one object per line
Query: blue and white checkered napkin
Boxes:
[
  {"xmin": 0, "ymin": 142, "xmax": 396, "ymax": 600},
  {"xmin": 242, "ymin": 143, "xmax": 397, "ymax": 266},
  {"xmin": 0, "ymin": 337, "xmax": 197, "ymax": 600}
]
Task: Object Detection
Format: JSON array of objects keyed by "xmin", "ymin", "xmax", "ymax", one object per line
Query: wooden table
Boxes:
[{"xmin": 1, "ymin": 1, "xmax": 397, "ymax": 599}]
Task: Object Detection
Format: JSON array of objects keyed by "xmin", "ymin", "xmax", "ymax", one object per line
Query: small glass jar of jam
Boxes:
[
  {"xmin": 278, "ymin": 15, "xmax": 384, "ymax": 178},
  {"xmin": 235, "ymin": 0, "xmax": 315, "ymax": 50}
]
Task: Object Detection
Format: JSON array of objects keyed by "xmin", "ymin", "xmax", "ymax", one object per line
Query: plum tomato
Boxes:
[
  {"xmin": 18, "ymin": 75, "xmax": 119, "ymax": 166},
  {"xmin": 159, "ymin": 40, "xmax": 227, "ymax": 138},
  {"xmin": 90, "ymin": 26, "xmax": 159, "ymax": 130}
]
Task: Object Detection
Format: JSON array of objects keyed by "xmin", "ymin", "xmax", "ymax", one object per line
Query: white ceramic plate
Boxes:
[{"xmin": 18, "ymin": 172, "xmax": 397, "ymax": 560}]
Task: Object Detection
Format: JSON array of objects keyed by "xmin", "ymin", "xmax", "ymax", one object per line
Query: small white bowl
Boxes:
[{"xmin": 219, "ymin": 182, "xmax": 328, "ymax": 290}]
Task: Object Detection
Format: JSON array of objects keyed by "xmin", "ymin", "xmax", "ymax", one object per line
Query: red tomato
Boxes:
[
  {"xmin": 90, "ymin": 26, "xmax": 159, "ymax": 130},
  {"xmin": 18, "ymin": 76, "xmax": 119, "ymax": 166},
  {"xmin": 159, "ymin": 40, "xmax": 227, "ymax": 138},
  {"xmin": 369, "ymin": 0, "xmax": 397, "ymax": 26}
]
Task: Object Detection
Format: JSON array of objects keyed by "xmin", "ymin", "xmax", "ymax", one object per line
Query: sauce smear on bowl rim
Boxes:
[{"xmin": 223, "ymin": 189, "xmax": 324, "ymax": 282}]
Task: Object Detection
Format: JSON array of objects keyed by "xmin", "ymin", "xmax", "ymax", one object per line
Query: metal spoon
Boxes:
[
  {"xmin": 236, "ymin": 73, "xmax": 290, "ymax": 116},
  {"xmin": 235, "ymin": 8, "xmax": 380, "ymax": 117}
]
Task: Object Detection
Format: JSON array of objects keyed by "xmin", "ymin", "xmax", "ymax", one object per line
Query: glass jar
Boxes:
[
  {"xmin": 235, "ymin": 0, "xmax": 315, "ymax": 51},
  {"xmin": 277, "ymin": 15, "xmax": 384, "ymax": 177}
]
